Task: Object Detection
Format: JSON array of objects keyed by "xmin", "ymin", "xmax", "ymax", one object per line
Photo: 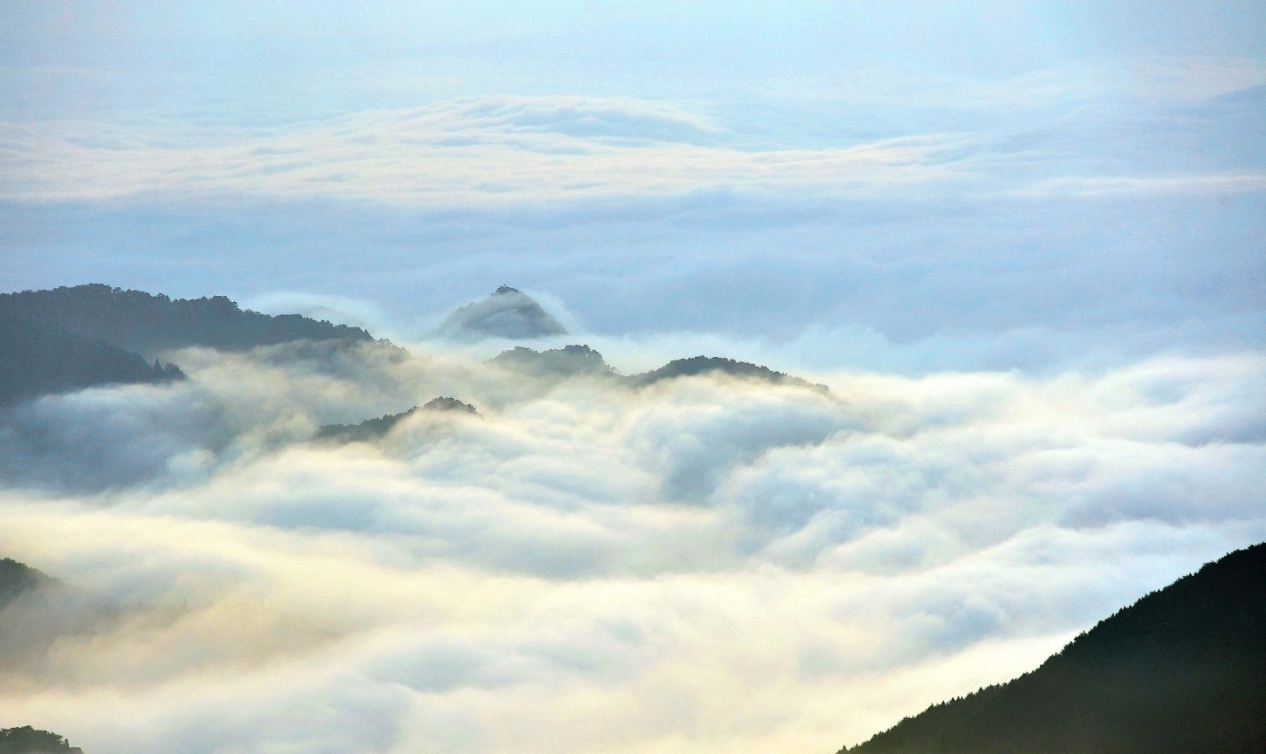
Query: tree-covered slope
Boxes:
[
  {"xmin": 631, "ymin": 356, "xmax": 826, "ymax": 392},
  {"xmin": 0, "ymin": 313, "xmax": 183, "ymax": 406},
  {"xmin": 0, "ymin": 727, "xmax": 84, "ymax": 754},
  {"xmin": 490, "ymin": 344, "xmax": 614, "ymax": 377},
  {"xmin": 0, "ymin": 284, "xmax": 372, "ymax": 355},
  {"xmin": 841, "ymin": 542, "xmax": 1266, "ymax": 754}
]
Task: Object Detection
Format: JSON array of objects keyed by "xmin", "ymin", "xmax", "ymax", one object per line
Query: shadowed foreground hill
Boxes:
[
  {"xmin": 0, "ymin": 284, "xmax": 372, "ymax": 355},
  {"xmin": 840, "ymin": 542, "xmax": 1266, "ymax": 754}
]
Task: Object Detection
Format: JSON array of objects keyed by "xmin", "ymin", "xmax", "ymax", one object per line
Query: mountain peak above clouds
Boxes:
[
  {"xmin": 631, "ymin": 356, "xmax": 828, "ymax": 392},
  {"xmin": 490, "ymin": 344, "xmax": 614, "ymax": 377},
  {"xmin": 436, "ymin": 287, "xmax": 567, "ymax": 341},
  {"xmin": 0, "ymin": 284, "xmax": 374, "ymax": 356}
]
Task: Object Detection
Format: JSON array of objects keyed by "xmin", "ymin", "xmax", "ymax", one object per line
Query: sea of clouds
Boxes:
[
  {"xmin": 2, "ymin": 2, "xmax": 1264, "ymax": 750},
  {"xmin": 2, "ymin": 338, "xmax": 1263, "ymax": 753}
]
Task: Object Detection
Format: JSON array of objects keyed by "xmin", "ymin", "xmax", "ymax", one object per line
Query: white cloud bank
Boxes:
[
  {"xmin": 0, "ymin": 99, "xmax": 999, "ymax": 204},
  {"xmin": 1, "ymin": 342, "xmax": 1263, "ymax": 753},
  {"xmin": 3, "ymin": 82, "xmax": 1263, "ymax": 206}
]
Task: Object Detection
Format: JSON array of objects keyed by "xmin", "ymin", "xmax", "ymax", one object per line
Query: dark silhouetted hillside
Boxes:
[
  {"xmin": 0, "ymin": 727, "xmax": 84, "ymax": 754},
  {"xmin": 0, "ymin": 284, "xmax": 372, "ymax": 355},
  {"xmin": 490, "ymin": 344, "xmax": 614, "ymax": 377},
  {"xmin": 840, "ymin": 542, "xmax": 1266, "ymax": 754},
  {"xmin": 0, "ymin": 313, "xmax": 184, "ymax": 406},
  {"xmin": 631, "ymin": 356, "xmax": 826, "ymax": 392},
  {"xmin": 317, "ymin": 398, "xmax": 478, "ymax": 442}
]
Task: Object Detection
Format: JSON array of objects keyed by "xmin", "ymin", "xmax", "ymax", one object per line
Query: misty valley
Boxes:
[{"xmin": 0, "ymin": 284, "xmax": 1262, "ymax": 753}]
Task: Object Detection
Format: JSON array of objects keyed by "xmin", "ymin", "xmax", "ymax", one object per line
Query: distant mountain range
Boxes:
[
  {"xmin": 0, "ymin": 284, "xmax": 373, "ymax": 406},
  {"xmin": 838, "ymin": 542, "xmax": 1266, "ymax": 754},
  {"xmin": 0, "ymin": 284, "xmax": 372, "ymax": 356},
  {"xmin": 489, "ymin": 345, "xmax": 826, "ymax": 390},
  {"xmin": 321, "ymin": 346, "xmax": 824, "ymax": 442},
  {"xmin": 318, "ymin": 344, "xmax": 827, "ymax": 437},
  {"xmin": 0, "ymin": 283, "xmax": 829, "ymax": 408}
]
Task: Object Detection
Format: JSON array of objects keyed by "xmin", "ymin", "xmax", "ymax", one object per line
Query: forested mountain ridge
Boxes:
[
  {"xmin": 839, "ymin": 542, "xmax": 1266, "ymax": 754},
  {"xmin": 0, "ymin": 313, "xmax": 183, "ymax": 406},
  {"xmin": 631, "ymin": 355, "xmax": 827, "ymax": 392},
  {"xmin": 490, "ymin": 344, "xmax": 615, "ymax": 377},
  {"xmin": 0, "ymin": 726, "xmax": 84, "ymax": 754},
  {"xmin": 0, "ymin": 284, "xmax": 373, "ymax": 355}
]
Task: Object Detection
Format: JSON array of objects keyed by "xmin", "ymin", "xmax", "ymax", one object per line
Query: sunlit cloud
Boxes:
[{"xmin": 1, "ymin": 342, "xmax": 1263, "ymax": 752}]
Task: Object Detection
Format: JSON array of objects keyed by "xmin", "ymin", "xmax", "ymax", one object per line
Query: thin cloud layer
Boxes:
[
  {"xmin": 2, "ymin": 80, "xmax": 1260, "ymax": 372},
  {"xmin": 1, "ymin": 343, "xmax": 1263, "ymax": 752},
  {"xmin": 3, "ymin": 84, "xmax": 1263, "ymax": 206}
]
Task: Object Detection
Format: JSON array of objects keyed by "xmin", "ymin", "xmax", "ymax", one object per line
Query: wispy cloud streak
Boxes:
[{"xmin": 3, "ymin": 89, "xmax": 1261, "ymax": 205}]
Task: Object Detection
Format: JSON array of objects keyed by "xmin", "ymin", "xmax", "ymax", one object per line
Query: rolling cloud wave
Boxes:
[{"xmin": 2, "ymin": 342, "xmax": 1263, "ymax": 752}]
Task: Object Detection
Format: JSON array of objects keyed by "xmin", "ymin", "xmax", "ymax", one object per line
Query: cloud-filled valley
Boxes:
[{"xmin": 2, "ymin": 331, "xmax": 1263, "ymax": 752}]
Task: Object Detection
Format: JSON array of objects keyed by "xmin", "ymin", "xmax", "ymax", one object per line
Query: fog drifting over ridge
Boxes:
[{"xmin": 1, "ymin": 337, "xmax": 1264, "ymax": 753}]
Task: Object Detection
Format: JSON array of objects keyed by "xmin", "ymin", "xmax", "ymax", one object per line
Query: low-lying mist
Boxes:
[{"xmin": 2, "ymin": 338, "xmax": 1264, "ymax": 753}]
